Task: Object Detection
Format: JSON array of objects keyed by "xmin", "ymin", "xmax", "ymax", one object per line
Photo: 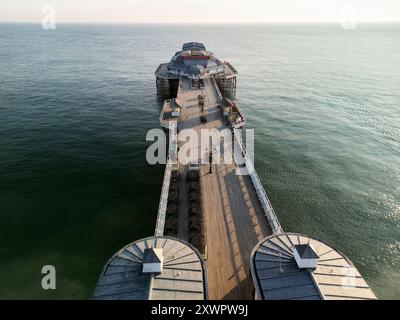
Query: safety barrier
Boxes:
[{"xmin": 233, "ymin": 128, "xmax": 283, "ymax": 234}]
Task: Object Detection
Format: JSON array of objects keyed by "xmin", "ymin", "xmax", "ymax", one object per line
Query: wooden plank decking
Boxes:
[
  {"xmin": 201, "ymin": 161, "xmax": 271, "ymax": 299},
  {"xmin": 173, "ymin": 77, "xmax": 272, "ymax": 299}
]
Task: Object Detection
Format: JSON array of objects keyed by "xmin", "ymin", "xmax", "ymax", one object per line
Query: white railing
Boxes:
[
  {"xmin": 233, "ymin": 128, "xmax": 283, "ymax": 234},
  {"xmin": 211, "ymin": 77, "xmax": 224, "ymax": 102},
  {"xmin": 231, "ymin": 102, "xmax": 246, "ymax": 129},
  {"xmin": 154, "ymin": 121, "xmax": 178, "ymax": 237},
  {"xmin": 160, "ymin": 100, "xmax": 171, "ymax": 129},
  {"xmin": 159, "ymin": 101, "xmax": 167, "ymax": 123},
  {"xmin": 154, "ymin": 159, "xmax": 173, "ymax": 237},
  {"xmin": 224, "ymin": 61, "xmax": 238, "ymax": 75},
  {"xmin": 168, "ymin": 66, "xmax": 225, "ymax": 79}
]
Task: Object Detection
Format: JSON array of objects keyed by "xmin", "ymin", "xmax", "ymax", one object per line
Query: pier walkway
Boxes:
[
  {"xmin": 162, "ymin": 77, "xmax": 272, "ymax": 299},
  {"xmin": 94, "ymin": 42, "xmax": 377, "ymax": 301}
]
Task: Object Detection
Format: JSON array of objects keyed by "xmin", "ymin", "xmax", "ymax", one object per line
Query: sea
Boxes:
[{"xmin": 0, "ymin": 23, "xmax": 399, "ymax": 299}]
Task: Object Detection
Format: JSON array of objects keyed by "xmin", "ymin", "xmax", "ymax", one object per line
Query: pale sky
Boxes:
[{"xmin": 1, "ymin": 0, "xmax": 400, "ymax": 23}]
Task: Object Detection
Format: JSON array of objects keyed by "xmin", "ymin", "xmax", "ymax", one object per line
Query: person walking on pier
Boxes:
[
  {"xmin": 199, "ymin": 94, "xmax": 204, "ymax": 112},
  {"xmin": 209, "ymin": 152, "xmax": 213, "ymax": 174}
]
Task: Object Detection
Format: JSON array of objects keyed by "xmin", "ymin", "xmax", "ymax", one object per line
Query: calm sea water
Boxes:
[{"xmin": 0, "ymin": 23, "xmax": 399, "ymax": 299}]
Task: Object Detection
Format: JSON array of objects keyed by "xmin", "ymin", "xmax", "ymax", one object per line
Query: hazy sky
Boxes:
[{"xmin": 1, "ymin": 0, "xmax": 400, "ymax": 23}]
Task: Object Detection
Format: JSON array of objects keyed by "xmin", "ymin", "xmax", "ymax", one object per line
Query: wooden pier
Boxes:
[
  {"xmin": 93, "ymin": 42, "xmax": 376, "ymax": 301},
  {"xmin": 157, "ymin": 76, "xmax": 276, "ymax": 299}
]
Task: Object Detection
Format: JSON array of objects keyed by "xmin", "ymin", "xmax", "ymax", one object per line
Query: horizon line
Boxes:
[{"xmin": 1, "ymin": 20, "xmax": 400, "ymax": 25}]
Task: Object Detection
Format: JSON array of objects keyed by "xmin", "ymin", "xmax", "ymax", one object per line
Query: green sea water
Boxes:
[{"xmin": 0, "ymin": 23, "xmax": 399, "ymax": 299}]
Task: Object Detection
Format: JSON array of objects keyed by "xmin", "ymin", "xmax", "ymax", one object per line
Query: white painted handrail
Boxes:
[
  {"xmin": 211, "ymin": 77, "xmax": 224, "ymax": 102},
  {"xmin": 154, "ymin": 159, "xmax": 172, "ymax": 237},
  {"xmin": 154, "ymin": 122, "xmax": 178, "ymax": 237},
  {"xmin": 159, "ymin": 100, "xmax": 167, "ymax": 123},
  {"xmin": 233, "ymin": 128, "xmax": 283, "ymax": 234}
]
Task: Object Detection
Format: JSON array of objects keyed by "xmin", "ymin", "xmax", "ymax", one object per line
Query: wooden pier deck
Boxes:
[
  {"xmin": 171, "ymin": 77, "xmax": 272, "ymax": 299},
  {"xmin": 201, "ymin": 161, "xmax": 271, "ymax": 299},
  {"xmin": 94, "ymin": 43, "xmax": 377, "ymax": 301}
]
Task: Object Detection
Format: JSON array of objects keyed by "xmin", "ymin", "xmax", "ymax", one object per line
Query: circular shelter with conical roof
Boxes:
[
  {"xmin": 93, "ymin": 236, "xmax": 207, "ymax": 300},
  {"xmin": 250, "ymin": 233, "xmax": 377, "ymax": 300}
]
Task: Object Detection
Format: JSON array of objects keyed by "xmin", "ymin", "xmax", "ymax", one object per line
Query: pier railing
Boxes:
[
  {"xmin": 155, "ymin": 64, "xmax": 163, "ymax": 76},
  {"xmin": 159, "ymin": 100, "xmax": 167, "ymax": 128},
  {"xmin": 231, "ymin": 101, "xmax": 246, "ymax": 129},
  {"xmin": 224, "ymin": 61, "xmax": 238, "ymax": 75},
  {"xmin": 233, "ymin": 128, "xmax": 283, "ymax": 234},
  {"xmin": 154, "ymin": 122, "xmax": 178, "ymax": 237},
  {"xmin": 211, "ymin": 77, "xmax": 224, "ymax": 102},
  {"xmin": 154, "ymin": 159, "xmax": 172, "ymax": 237}
]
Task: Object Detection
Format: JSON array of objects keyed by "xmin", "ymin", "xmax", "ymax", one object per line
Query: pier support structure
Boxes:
[
  {"xmin": 156, "ymin": 77, "xmax": 170, "ymax": 98},
  {"xmin": 156, "ymin": 77, "xmax": 180, "ymax": 99}
]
